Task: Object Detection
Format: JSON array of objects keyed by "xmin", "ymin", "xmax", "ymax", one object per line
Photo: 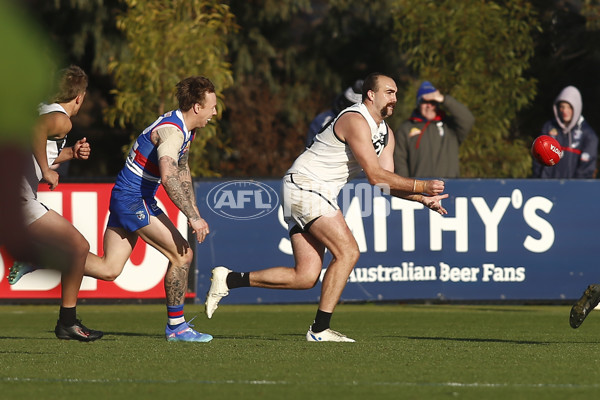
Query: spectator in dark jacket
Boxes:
[
  {"xmin": 393, "ymin": 81, "xmax": 474, "ymax": 178},
  {"xmin": 306, "ymin": 79, "xmax": 363, "ymax": 147},
  {"xmin": 532, "ymin": 86, "xmax": 598, "ymax": 179}
]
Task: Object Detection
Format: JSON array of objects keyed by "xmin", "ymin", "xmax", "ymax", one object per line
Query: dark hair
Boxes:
[
  {"xmin": 176, "ymin": 76, "xmax": 215, "ymax": 111},
  {"xmin": 51, "ymin": 65, "xmax": 88, "ymax": 103},
  {"xmin": 362, "ymin": 73, "xmax": 391, "ymax": 102}
]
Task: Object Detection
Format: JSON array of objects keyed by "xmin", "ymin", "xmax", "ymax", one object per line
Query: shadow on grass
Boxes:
[
  {"xmin": 403, "ymin": 336, "xmax": 549, "ymax": 345},
  {"xmin": 0, "ymin": 332, "xmax": 287, "ymax": 341},
  {"xmin": 210, "ymin": 335, "xmax": 280, "ymax": 341},
  {"xmin": 0, "ymin": 336, "xmax": 57, "ymax": 341},
  {"xmin": 102, "ymin": 331, "xmax": 162, "ymax": 338},
  {"xmin": 0, "ymin": 332, "xmax": 158, "ymax": 341}
]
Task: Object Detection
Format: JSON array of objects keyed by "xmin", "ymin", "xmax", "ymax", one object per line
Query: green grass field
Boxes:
[{"xmin": 1, "ymin": 303, "xmax": 599, "ymax": 399}]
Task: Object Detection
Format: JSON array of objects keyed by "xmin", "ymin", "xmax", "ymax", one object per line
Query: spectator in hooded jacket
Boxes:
[
  {"xmin": 532, "ymin": 86, "xmax": 598, "ymax": 179},
  {"xmin": 393, "ymin": 81, "xmax": 474, "ymax": 178},
  {"xmin": 306, "ymin": 79, "xmax": 363, "ymax": 147}
]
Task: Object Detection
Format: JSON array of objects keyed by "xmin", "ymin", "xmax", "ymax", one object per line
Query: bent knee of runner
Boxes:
[
  {"xmin": 330, "ymin": 244, "xmax": 360, "ymax": 267},
  {"xmin": 296, "ymin": 275, "xmax": 320, "ymax": 290},
  {"xmin": 61, "ymin": 232, "xmax": 90, "ymax": 255},
  {"xmin": 77, "ymin": 236, "xmax": 91, "ymax": 257},
  {"xmin": 59, "ymin": 235, "xmax": 90, "ymax": 273},
  {"xmin": 163, "ymin": 244, "xmax": 194, "ymax": 268},
  {"xmin": 292, "ymin": 266, "xmax": 322, "ymax": 290},
  {"xmin": 99, "ymin": 267, "xmax": 124, "ymax": 282},
  {"xmin": 172, "ymin": 251, "xmax": 194, "ymax": 271}
]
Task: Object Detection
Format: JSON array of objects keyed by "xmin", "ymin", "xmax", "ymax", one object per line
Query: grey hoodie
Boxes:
[
  {"xmin": 532, "ymin": 85, "xmax": 599, "ymax": 178},
  {"xmin": 553, "ymin": 85, "xmax": 582, "ymax": 132}
]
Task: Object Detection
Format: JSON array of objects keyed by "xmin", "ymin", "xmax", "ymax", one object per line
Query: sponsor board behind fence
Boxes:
[
  {"xmin": 0, "ymin": 183, "xmax": 190, "ymax": 299},
  {"xmin": 195, "ymin": 178, "xmax": 599, "ymax": 304},
  {"xmin": 1, "ymin": 179, "xmax": 597, "ymax": 303}
]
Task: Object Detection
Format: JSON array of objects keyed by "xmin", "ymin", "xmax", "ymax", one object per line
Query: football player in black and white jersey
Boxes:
[
  {"xmin": 206, "ymin": 73, "xmax": 448, "ymax": 342},
  {"xmin": 8, "ymin": 66, "xmax": 103, "ymax": 341}
]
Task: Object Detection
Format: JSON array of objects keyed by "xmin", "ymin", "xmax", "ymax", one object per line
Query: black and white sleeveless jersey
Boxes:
[
  {"xmin": 287, "ymin": 102, "xmax": 389, "ymax": 193},
  {"xmin": 23, "ymin": 103, "xmax": 69, "ymax": 191}
]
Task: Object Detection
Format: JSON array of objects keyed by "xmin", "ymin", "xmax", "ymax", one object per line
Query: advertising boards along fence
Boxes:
[{"xmin": 0, "ymin": 179, "xmax": 596, "ymax": 304}]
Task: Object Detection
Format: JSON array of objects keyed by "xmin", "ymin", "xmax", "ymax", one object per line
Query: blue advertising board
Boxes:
[{"xmin": 194, "ymin": 179, "xmax": 599, "ymax": 304}]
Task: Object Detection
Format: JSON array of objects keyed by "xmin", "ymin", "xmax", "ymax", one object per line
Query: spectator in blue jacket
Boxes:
[
  {"xmin": 306, "ymin": 79, "xmax": 363, "ymax": 147},
  {"xmin": 532, "ymin": 86, "xmax": 598, "ymax": 178}
]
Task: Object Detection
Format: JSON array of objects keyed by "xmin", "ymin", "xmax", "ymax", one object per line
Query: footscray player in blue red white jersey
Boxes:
[
  {"xmin": 122, "ymin": 109, "xmax": 194, "ymax": 193},
  {"xmin": 108, "ymin": 109, "xmax": 196, "ymax": 230},
  {"xmin": 88, "ymin": 77, "xmax": 217, "ymax": 342},
  {"xmin": 10, "ymin": 75, "xmax": 217, "ymax": 342}
]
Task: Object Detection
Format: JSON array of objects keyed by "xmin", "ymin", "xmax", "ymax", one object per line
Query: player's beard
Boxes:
[{"xmin": 380, "ymin": 102, "xmax": 396, "ymax": 118}]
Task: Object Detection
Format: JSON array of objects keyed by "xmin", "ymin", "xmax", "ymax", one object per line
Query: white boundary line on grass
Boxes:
[{"xmin": 3, "ymin": 376, "xmax": 600, "ymax": 389}]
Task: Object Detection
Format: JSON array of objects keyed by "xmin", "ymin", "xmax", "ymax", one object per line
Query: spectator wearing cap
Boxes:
[
  {"xmin": 393, "ymin": 81, "xmax": 474, "ymax": 178},
  {"xmin": 306, "ymin": 79, "xmax": 363, "ymax": 147},
  {"xmin": 532, "ymin": 85, "xmax": 598, "ymax": 178}
]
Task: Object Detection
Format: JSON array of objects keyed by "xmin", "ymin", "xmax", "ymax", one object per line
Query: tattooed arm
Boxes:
[{"xmin": 155, "ymin": 126, "xmax": 209, "ymax": 243}]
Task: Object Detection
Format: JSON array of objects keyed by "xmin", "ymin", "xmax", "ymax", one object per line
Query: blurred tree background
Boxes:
[
  {"xmin": 19, "ymin": 0, "xmax": 600, "ymax": 179},
  {"xmin": 105, "ymin": 0, "xmax": 237, "ymax": 177}
]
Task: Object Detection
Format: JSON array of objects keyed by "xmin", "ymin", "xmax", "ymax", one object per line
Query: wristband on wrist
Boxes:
[{"xmin": 413, "ymin": 180, "xmax": 425, "ymax": 193}]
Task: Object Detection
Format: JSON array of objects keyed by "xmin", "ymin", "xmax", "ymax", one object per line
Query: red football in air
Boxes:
[{"xmin": 531, "ymin": 135, "xmax": 562, "ymax": 166}]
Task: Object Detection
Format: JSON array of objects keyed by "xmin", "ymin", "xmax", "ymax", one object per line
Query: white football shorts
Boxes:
[
  {"xmin": 281, "ymin": 173, "xmax": 339, "ymax": 232},
  {"xmin": 20, "ymin": 179, "xmax": 49, "ymax": 226}
]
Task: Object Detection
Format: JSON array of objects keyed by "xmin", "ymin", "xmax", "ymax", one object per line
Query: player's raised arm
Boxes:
[{"xmin": 339, "ymin": 112, "xmax": 444, "ymax": 195}]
